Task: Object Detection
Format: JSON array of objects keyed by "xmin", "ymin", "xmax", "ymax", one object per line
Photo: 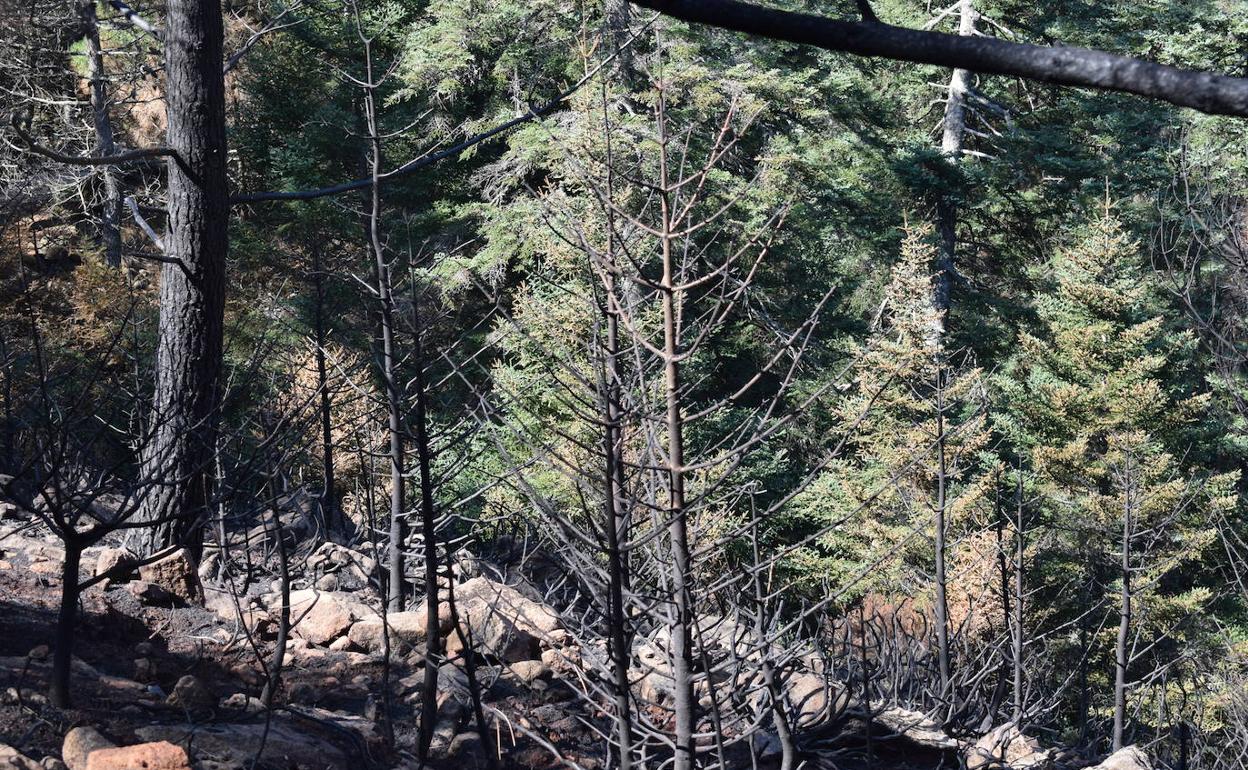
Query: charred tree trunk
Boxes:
[
  {"xmin": 411, "ymin": 278, "xmax": 444, "ymax": 763},
  {"xmin": 1113, "ymin": 466, "xmax": 1134, "ymax": 751},
  {"xmin": 1012, "ymin": 468, "xmax": 1026, "ymax": 724},
  {"xmin": 311, "ymin": 245, "xmax": 340, "ymax": 535},
  {"xmin": 658, "ymin": 110, "xmax": 696, "ymax": 770},
  {"xmin": 358, "ymin": 49, "xmax": 406, "ymax": 613},
  {"xmin": 933, "ymin": 367, "xmax": 953, "ymax": 711},
  {"xmin": 48, "ymin": 540, "xmax": 82, "ymax": 707},
  {"xmin": 132, "ymin": 0, "xmax": 228, "ymax": 561}
]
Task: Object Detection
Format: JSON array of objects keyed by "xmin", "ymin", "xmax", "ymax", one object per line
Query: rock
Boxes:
[
  {"xmin": 285, "ymin": 589, "xmax": 372, "ymax": 646},
  {"xmin": 138, "ymin": 550, "xmax": 202, "ymax": 604},
  {"xmin": 83, "ymin": 742, "xmax": 189, "ymax": 770},
  {"xmin": 1091, "ymin": 747, "xmax": 1152, "ymax": 770},
  {"xmin": 133, "ymin": 658, "xmax": 156, "ymax": 683},
  {"xmin": 327, "ymin": 636, "xmax": 352, "ymax": 652},
  {"xmin": 219, "ymin": 693, "xmax": 263, "ymax": 713},
  {"xmin": 347, "ymin": 604, "xmax": 448, "ymax": 653},
  {"xmin": 453, "ymin": 577, "xmax": 564, "ymax": 662},
  {"xmin": 129, "ymin": 581, "xmax": 174, "ymax": 605},
  {"xmin": 875, "ymin": 707, "xmax": 958, "ymax": 750},
  {"xmin": 784, "ymin": 671, "xmax": 847, "ymax": 727},
  {"xmin": 966, "ymin": 724, "xmax": 1051, "ymax": 770},
  {"xmin": 447, "ymin": 732, "xmax": 488, "ymax": 769},
  {"xmin": 287, "ymin": 681, "xmax": 318, "ymax": 705},
  {"xmin": 0, "ymin": 755, "xmax": 41, "ymax": 770},
  {"xmin": 307, "ymin": 542, "xmax": 376, "ymax": 592},
  {"xmin": 93, "ymin": 548, "xmax": 137, "ymax": 584},
  {"xmin": 134, "ymin": 722, "xmax": 346, "ymax": 768},
  {"xmin": 30, "ymin": 560, "xmax": 60, "ymax": 575},
  {"xmin": 507, "ymin": 660, "xmax": 550, "ymax": 685},
  {"xmin": 0, "ymin": 744, "xmax": 41, "ymax": 770},
  {"xmin": 314, "ymin": 573, "xmax": 339, "ymax": 591},
  {"xmin": 27, "ymin": 645, "xmax": 49, "ymax": 661},
  {"xmin": 166, "ymin": 675, "xmax": 214, "ymax": 717},
  {"xmin": 41, "ymin": 758, "xmax": 68, "ymax": 770}
]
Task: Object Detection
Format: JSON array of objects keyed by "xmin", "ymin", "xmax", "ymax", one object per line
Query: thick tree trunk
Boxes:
[
  {"xmin": 132, "ymin": 0, "xmax": 228, "ymax": 560},
  {"xmin": 79, "ymin": 0, "xmax": 123, "ymax": 267}
]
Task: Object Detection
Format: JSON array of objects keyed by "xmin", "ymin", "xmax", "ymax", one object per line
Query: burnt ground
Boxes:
[{"xmin": 0, "ymin": 524, "xmax": 957, "ymax": 770}]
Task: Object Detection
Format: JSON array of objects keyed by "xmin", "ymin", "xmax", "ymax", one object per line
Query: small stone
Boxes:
[
  {"xmin": 166, "ymin": 675, "xmax": 214, "ymax": 717},
  {"xmin": 447, "ymin": 732, "xmax": 488, "ymax": 769},
  {"xmin": 27, "ymin": 645, "xmax": 49, "ymax": 661},
  {"xmin": 41, "ymin": 758, "xmax": 68, "ymax": 770},
  {"xmin": 133, "ymin": 658, "xmax": 156, "ymax": 683},
  {"xmin": 83, "ymin": 742, "xmax": 189, "ymax": 770},
  {"xmin": 129, "ymin": 581, "xmax": 174, "ymax": 605},
  {"xmin": 507, "ymin": 660, "xmax": 550, "ymax": 685},
  {"xmin": 30, "ymin": 560, "xmax": 61, "ymax": 575},
  {"xmin": 62, "ymin": 726, "xmax": 116, "ymax": 770}
]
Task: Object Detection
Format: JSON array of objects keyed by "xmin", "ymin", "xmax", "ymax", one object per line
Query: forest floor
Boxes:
[{"xmin": 0, "ymin": 517, "xmax": 1022, "ymax": 770}]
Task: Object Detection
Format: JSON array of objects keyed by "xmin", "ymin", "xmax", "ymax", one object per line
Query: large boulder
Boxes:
[
  {"xmin": 1091, "ymin": 747, "xmax": 1152, "ymax": 770},
  {"xmin": 84, "ymin": 743, "xmax": 189, "ymax": 770},
  {"xmin": 451, "ymin": 577, "xmax": 565, "ymax": 662},
  {"xmin": 347, "ymin": 602, "xmax": 451, "ymax": 652},
  {"xmin": 62, "ymin": 727, "xmax": 116, "ymax": 770},
  {"xmin": 966, "ymin": 724, "xmax": 1051, "ymax": 770},
  {"xmin": 138, "ymin": 550, "xmax": 202, "ymax": 605}
]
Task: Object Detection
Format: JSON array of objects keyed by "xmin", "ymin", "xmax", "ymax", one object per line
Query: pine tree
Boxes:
[{"xmin": 997, "ymin": 205, "xmax": 1235, "ymax": 744}]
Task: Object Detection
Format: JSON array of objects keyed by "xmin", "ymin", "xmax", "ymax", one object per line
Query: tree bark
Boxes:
[
  {"xmin": 131, "ymin": 0, "xmax": 228, "ymax": 560},
  {"xmin": 627, "ymin": 0, "xmax": 1248, "ymax": 118},
  {"xmin": 659, "ymin": 126, "xmax": 696, "ymax": 770},
  {"xmin": 310, "ymin": 245, "xmax": 341, "ymax": 535},
  {"xmin": 933, "ymin": 0, "xmax": 974, "ymax": 316},
  {"xmin": 932, "ymin": 367, "xmax": 953, "ymax": 712},
  {"xmin": 49, "ymin": 541, "xmax": 82, "ymax": 707},
  {"xmin": 1113, "ymin": 467, "xmax": 1134, "ymax": 751}
]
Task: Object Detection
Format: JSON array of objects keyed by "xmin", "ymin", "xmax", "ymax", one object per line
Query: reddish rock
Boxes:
[
  {"xmin": 83, "ymin": 742, "xmax": 189, "ymax": 770},
  {"xmin": 138, "ymin": 550, "xmax": 202, "ymax": 605}
]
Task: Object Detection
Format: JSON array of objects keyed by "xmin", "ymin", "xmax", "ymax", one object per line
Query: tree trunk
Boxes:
[
  {"xmin": 934, "ymin": 0, "xmax": 975, "ymax": 317},
  {"xmin": 79, "ymin": 0, "xmax": 123, "ymax": 267},
  {"xmin": 49, "ymin": 541, "xmax": 81, "ymax": 707},
  {"xmin": 358, "ymin": 51, "xmax": 406, "ymax": 613},
  {"xmin": 132, "ymin": 0, "xmax": 228, "ymax": 561},
  {"xmin": 410, "ymin": 279, "xmax": 443, "ymax": 763},
  {"xmin": 1012, "ymin": 468, "xmax": 1026, "ymax": 724},
  {"xmin": 1113, "ymin": 471, "xmax": 1133, "ymax": 750},
  {"xmin": 933, "ymin": 367, "xmax": 952, "ymax": 711},
  {"xmin": 658, "ymin": 104, "xmax": 696, "ymax": 770},
  {"xmin": 311, "ymin": 245, "xmax": 340, "ymax": 535}
]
